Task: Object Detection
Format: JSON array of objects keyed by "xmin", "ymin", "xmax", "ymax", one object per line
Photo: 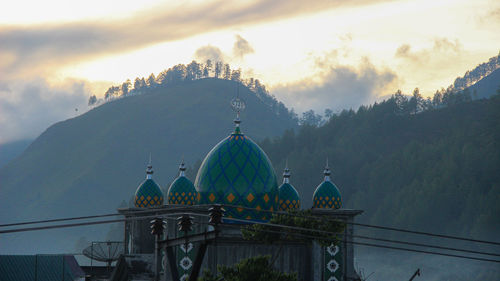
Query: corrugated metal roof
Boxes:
[{"xmin": 0, "ymin": 255, "xmax": 85, "ymax": 281}]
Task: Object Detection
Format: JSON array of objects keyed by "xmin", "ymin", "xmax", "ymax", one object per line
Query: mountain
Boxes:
[
  {"xmin": 0, "ymin": 78, "xmax": 297, "ymax": 253},
  {"xmin": 452, "ymin": 52, "xmax": 500, "ymax": 92},
  {"xmin": 260, "ymin": 94, "xmax": 500, "ymax": 242},
  {"xmin": 467, "ymin": 67, "xmax": 500, "ymax": 99},
  {"xmin": 0, "ymin": 139, "xmax": 32, "ymax": 168}
]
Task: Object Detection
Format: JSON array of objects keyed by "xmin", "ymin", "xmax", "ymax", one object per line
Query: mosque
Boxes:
[{"xmin": 114, "ymin": 98, "xmax": 363, "ymax": 281}]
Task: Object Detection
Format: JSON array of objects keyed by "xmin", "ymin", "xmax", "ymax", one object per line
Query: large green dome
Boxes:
[
  {"xmin": 195, "ymin": 126, "xmax": 278, "ymax": 221},
  {"xmin": 312, "ymin": 164, "xmax": 342, "ymax": 209},
  {"xmin": 167, "ymin": 161, "xmax": 197, "ymax": 205}
]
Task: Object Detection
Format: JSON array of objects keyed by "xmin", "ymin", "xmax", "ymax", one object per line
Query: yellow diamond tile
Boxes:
[
  {"xmin": 227, "ymin": 193, "xmax": 235, "ymax": 202},
  {"xmin": 246, "ymin": 193, "xmax": 255, "ymax": 202},
  {"xmin": 237, "ymin": 207, "xmax": 243, "ymax": 213},
  {"xmin": 246, "ymin": 215, "xmax": 251, "ymax": 219},
  {"xmin": 209, "ymin": 193, "xmax": 216, "ymax": 202},
  {"xmin": 256, "ymin": 205, "xmax": 261, "ymax": 211},
  {"xmin": 263, "ymin": 194, "xmax": 269, "ymax": 203}
]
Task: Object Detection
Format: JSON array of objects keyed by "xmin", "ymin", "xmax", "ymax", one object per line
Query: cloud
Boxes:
[
  {"xmin": 0, "ymin": 0, "xmax": 392, "ymax": 79},
  {"xmin": 194, "ymin": 45, "xmax": 225, "ymax": 63},
  {"xmin": 233, "ymin": 34, "xmax": 255, "ymax": 59},
  {"xmin": 395, "ymin": 38, "xmax": 462, "ymax": 63},
  {"xmin": 272, "ymin": 57, "xmax": 398, "ymax": 113},
  {"xmin": 0, "ymin": 78, "xmax": 89, "ymax": 144}
]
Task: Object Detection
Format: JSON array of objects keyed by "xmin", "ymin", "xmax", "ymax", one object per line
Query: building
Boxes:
[{"xmin": 113, "ymin": 99, "xmax": 363, "ymax": 281}]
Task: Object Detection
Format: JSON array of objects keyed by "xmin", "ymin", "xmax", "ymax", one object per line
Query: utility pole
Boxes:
[
  {"xmin": 208, "ymin": 205, "xmax": 224, "ymax": 276},
  {"xmin": 150, "ymin": 218, "xmax": 166, "ymax": 281},
  {"xmin": 408, "ymin": 268, "xmax": 421, "ymax": 281}
]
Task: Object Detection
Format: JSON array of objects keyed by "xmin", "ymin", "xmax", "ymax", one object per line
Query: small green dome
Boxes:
[
  {"xmin": 167, "ymin": 161, "xmax": 197, "ymax": 205},
  {"xmin": 312, "ymin": 163, "xmax": 341, "ymax": 209},
  {"xmin": 278, "ymin": 166, "xmax": 300, "ymax": 211},
  {"xmin": 135, "ymin": 163, "xmax": 164, "ymax": 208},
  {"xmin": 195, "ymin": 126, "xmax": 278, "ymax": 221}
]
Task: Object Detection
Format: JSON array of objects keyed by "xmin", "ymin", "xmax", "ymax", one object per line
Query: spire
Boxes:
[
  {"xmin": 230, "ymin": 85, "xmax": 246, "ymax": 134},
  {"xmin": 323, "ymin": 158, "xmax": 331, "ymax": 181},
  {"xmin": 179, "ymin": 156, "xmax": 186, "ymax": 177},
  {"xmin": 146, "ymin": 153, "xmax": 153, "ymax": 179},
  {"xmin": 283, "ymin": 159, "xmax": 291, "ymax": 184}
]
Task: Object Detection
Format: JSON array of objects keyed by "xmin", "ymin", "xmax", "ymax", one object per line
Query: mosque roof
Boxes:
[
  {"xmin": 278, "ymin": 164, "xmax": 300, "ymax": 211},
  {"xmin": 312, "ymin": 161, "xmax": 342, "ymax": 209},
  {"xmin": 167, "ymin": 160, "xmax": 197, "ymax": 205},
  {"xmin": 134, "ymin": 160, "xmax": 164, "ymax": 208},
  {"xmin": 195, "ymin": 98, "xmax": 278, "ymax": 221}
]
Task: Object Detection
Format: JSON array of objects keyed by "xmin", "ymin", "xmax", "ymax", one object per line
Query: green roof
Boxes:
[
  {"xmin": 313, "ymin": 180, "xmax": 342, "ymax": 209},
  {"xmin": 134, "ymin": 179, "xmax": 164, "ymax": 208},
  {"xmin": 278, "ymin": 183, "xmax": 300, "ymax": 211},
  {"xmin": 195, "ymin": 130, "xmax": 278, "ymax": 220},
  {"xmin": 167, "ymin": 176, "xmax": 197, "ymax": 205},
  {"xmin": 0, "ymin": 255, "xmax": 84, "ymax": 281}
]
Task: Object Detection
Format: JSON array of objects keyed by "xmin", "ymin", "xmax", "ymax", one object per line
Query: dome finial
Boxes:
[
  {"xmin": 179, "ymin": 156, "xmax": 186, "ymax": 177},
  {"xmin": 230, "ymin": 84, "xmax": 246, "ymax": 134},
  {"xmin": 146, "ymin": 153, "xmax": 153, "ymax": 179},
  {"xmin": 323, "ymin": 158, "xmax": 331, "ymax": 180},
  {"xmin": 283, "ymin": 159, "xmax": 291, "ymax": 183}
]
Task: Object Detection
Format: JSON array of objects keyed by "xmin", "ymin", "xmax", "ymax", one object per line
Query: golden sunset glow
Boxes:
[{"xmin": 1, "ymin": 0, "xmax": 499, "ymax": 143}]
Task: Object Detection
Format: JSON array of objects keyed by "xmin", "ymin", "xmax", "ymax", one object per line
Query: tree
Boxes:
[
  {"xmin": 408, "ymin": 87, "xmax": 424, "ymax": 114},
  {"xmin": 300, "ymin": 110, "xmax": 322, "ymax": 126},
  {"xmin": 146, "ymin": 73, "xmax": 157, "ymax": 88},
  {"xmin": 204, "ymin": 59, "xmax": 213, "ymax": 77},
  {"xmin": 393, "ymin": 89, "xmax": 408, "ymax": 115},
  {"xmin": 214, "ymin": 61, "xmax": 223, "ymax": 78},
  {"xmin": 324, "ymin": 108, "xmax": 333, "ymax": 120},
  {"xmin": 199, "ymin": 255, "xmax": 297, "ymax": 281},
  {"xmin": 104, "ymin": 86, "xmax": 120, "ymax": 100},
  {"xmin": 88, "ymin": 95, "xmax": 97, "ymax": 106},
  {"xmin": 186, "ymin": 61, "xmax": 201, "ymax": 81},
  {"xmin": 231, "ymin": 69, "xmax": 242, "ymax": 82},
  {"xmin": 223, "ymin": 63, "xmax": 231, "ymax": 80},
  {"xmin": 432, "ymin": 90, "xmax": 443, "ymax": 108},
  {"xmin": 134, "ymin": 77, "xmax": 144, "ymax": 90},
  {"xmin": 121, "ymin": 79, "xmax": 131, "ymax": 96}
]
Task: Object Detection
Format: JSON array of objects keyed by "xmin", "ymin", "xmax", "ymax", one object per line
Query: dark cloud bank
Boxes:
[
  {"xmin": 273, "ymin": 58, "xmax": 397, "ymax": 113},
  {"xmin": 0, "ymin": 78, "xmax": 89, "ymax": 144},
  {"xmin": 0, "ymin": 0, "xmax": 392, "ymax": 79}
]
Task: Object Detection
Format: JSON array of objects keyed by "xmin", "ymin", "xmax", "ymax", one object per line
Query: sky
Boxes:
[{"xmin": 0, "ymin": 0, "xmax": 499, "ymax": 144}]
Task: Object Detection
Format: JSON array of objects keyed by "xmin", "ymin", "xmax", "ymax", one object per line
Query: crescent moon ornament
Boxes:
[{"xmin": 230, "ymin": 97, "xmax": 246, "ymax": 113}]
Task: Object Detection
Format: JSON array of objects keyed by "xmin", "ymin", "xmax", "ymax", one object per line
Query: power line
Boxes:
[
  {"xmin": 0, "ymin": 205, "xmax": 208, "ymax": 228},
  {"xmin": 352, "ymin": 234, "xmax": 500, "ymax": 258},
  {"xmin": 221, "ymin": 204, "xmax": 500, "ymax": 246},
  {"xmin": 220, "ymin": 221, "xmax": 500, "ymax": 263},
  {"xmin": 3, "ymin": 207, "xmax": 499, "ymax": 258},
  {"xmin": 0, "ymin": 213, "xmax": 183, "ymax": 234},
  {"xmin": 1, "ymin": 210, "xmax": 499, "ymax": 263}
]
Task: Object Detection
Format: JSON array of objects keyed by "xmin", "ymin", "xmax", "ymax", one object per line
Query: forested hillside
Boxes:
[
  {"xmin": 260, "ymin": 94, "xmax": 500, "ymax": 241},
  {"xmin": 0, "ymin": 78, "xmax": 297, "ymax": 254}
]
